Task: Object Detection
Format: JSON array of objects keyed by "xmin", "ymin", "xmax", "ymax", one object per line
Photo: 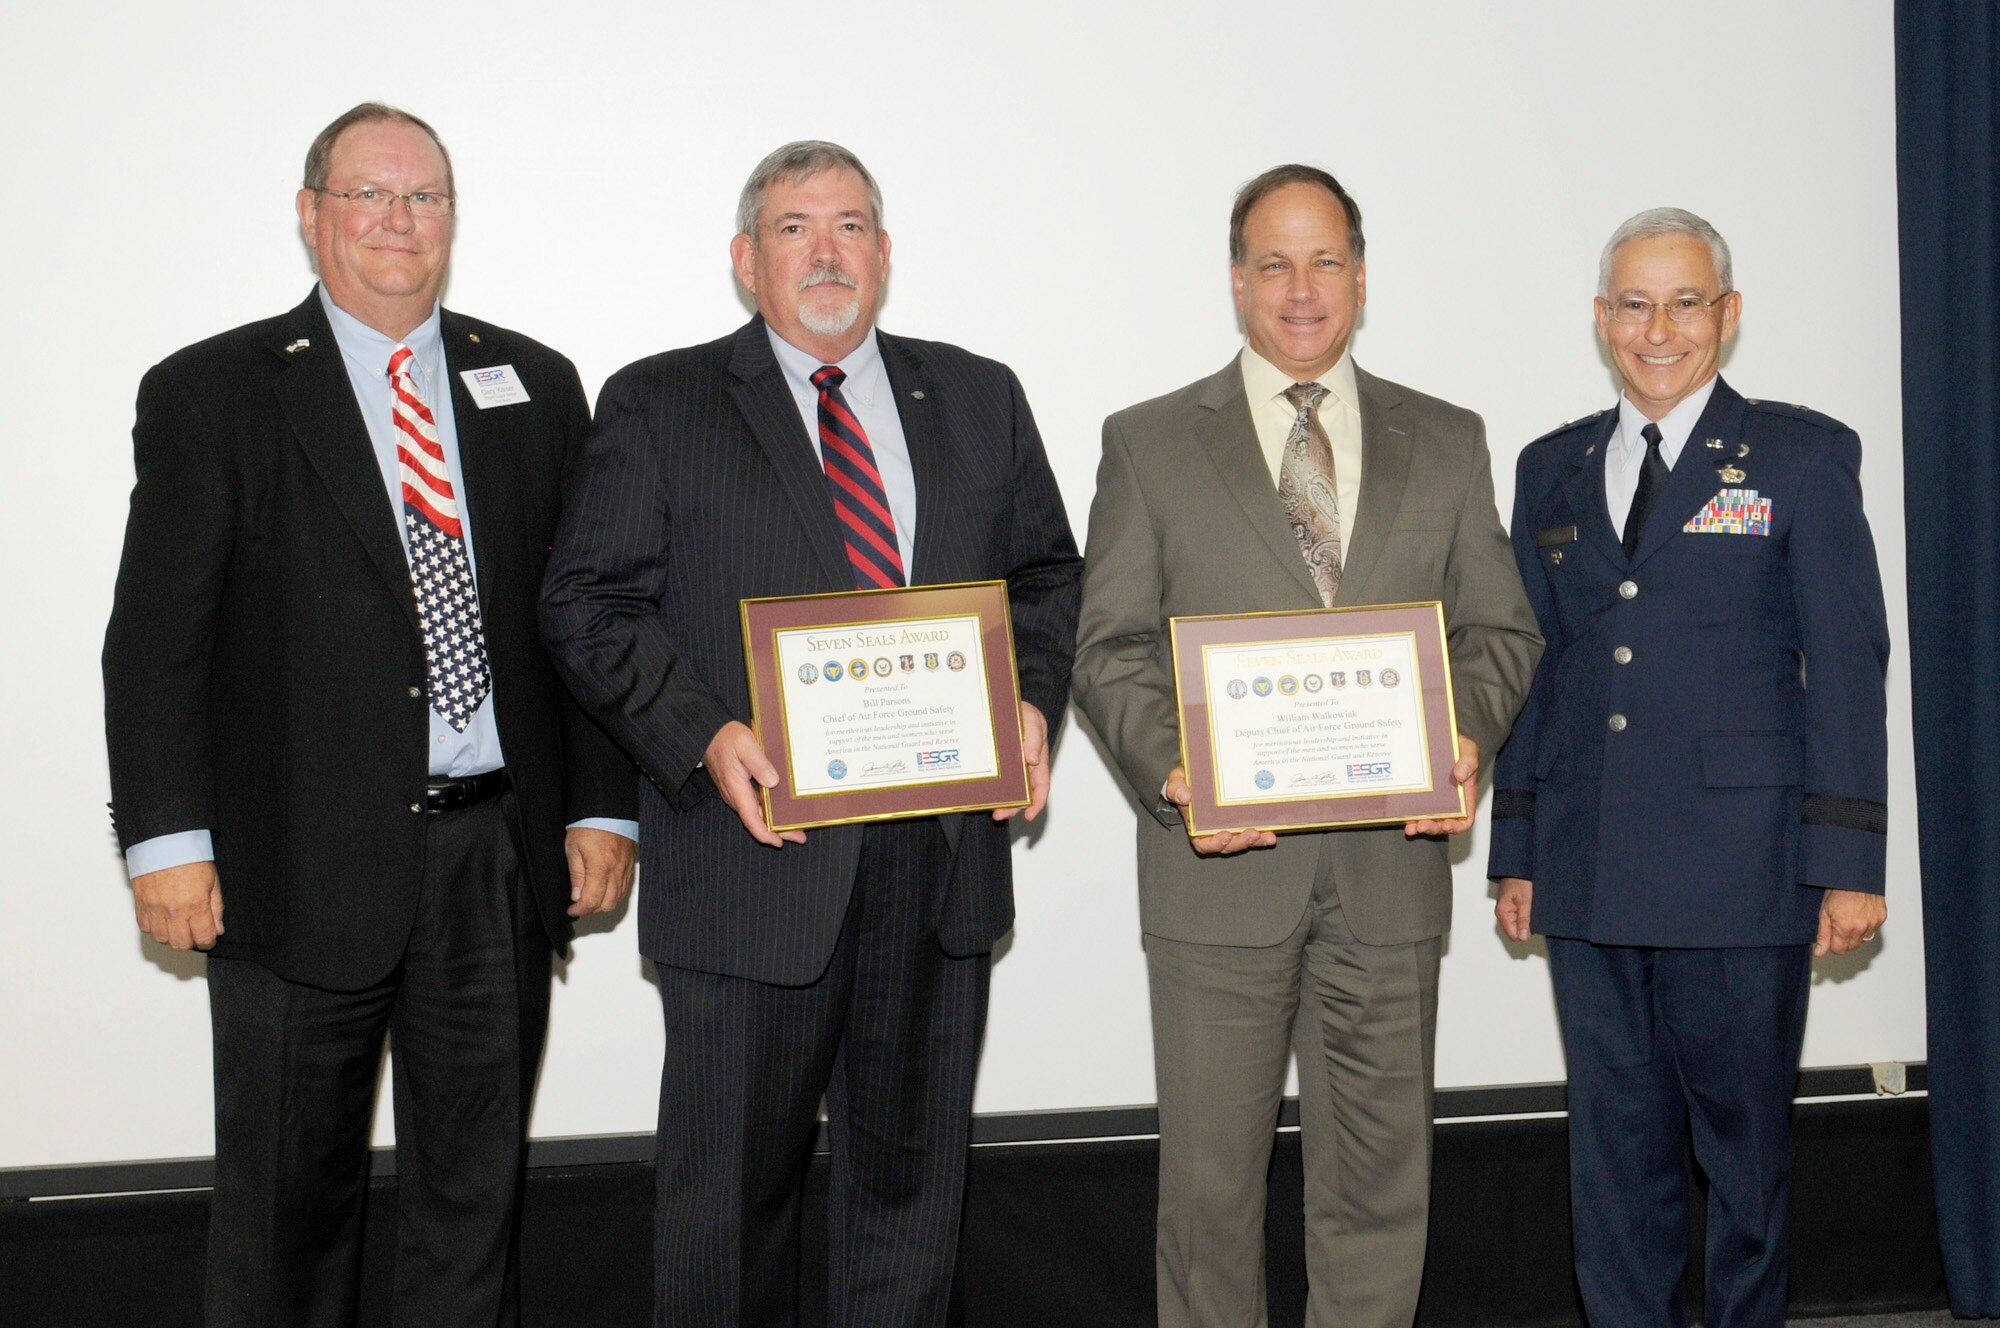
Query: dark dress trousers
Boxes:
[
  {"xmin": 540, "ymin": 316, "xmax": 1082, "ymax": 1326},
  {"xmin": 102, "ymin": 290, "xmax": 636, "ymax": 1328},
  {"xmin": 1488, "ymin": 377, "xmax": 1890, "ymax": 1328}
]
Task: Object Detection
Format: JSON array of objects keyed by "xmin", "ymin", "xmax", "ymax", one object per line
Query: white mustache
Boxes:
[{"xmin": 799, "ymin": 266, "xmax": 857, "ymax": 292}]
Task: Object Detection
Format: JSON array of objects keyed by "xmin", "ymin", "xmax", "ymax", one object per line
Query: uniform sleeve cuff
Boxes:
[{"xmin": 1799, "ymin": 820, "xmax": 1887, "ymax": 892}]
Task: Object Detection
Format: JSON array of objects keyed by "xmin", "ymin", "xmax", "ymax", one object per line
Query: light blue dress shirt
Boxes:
[
  {"xmin": 124, "ymin": 287, "xmax": 633, "ymax": 877},
  {"xmin": 766, "ymin": 325, "xmax": 918, "ymax": 572}
]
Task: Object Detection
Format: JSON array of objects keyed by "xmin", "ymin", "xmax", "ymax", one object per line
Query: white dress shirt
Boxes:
[{"xmin": 1604, "ymin": 376, "xmax": 1719, "ymax": 533}]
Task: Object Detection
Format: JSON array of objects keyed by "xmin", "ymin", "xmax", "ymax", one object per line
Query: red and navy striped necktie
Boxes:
[
  {"xmin": 390, "ymin": 344, "xmax": 492, "ymax": 730},
  {"xmin": 811, "ymin": 364, "xmax": 906, "ymax": 589}
]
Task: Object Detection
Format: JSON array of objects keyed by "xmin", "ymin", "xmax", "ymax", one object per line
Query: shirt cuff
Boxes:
[
  {"xmin": 567, "ymin": 818, "xmax": 639, "ymax": 843},
  {"xmin": 125, "ymin": 830, "xmax": 215, "ymax": 878}
]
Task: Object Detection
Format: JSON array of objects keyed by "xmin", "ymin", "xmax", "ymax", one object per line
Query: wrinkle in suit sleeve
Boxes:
[
  {"xmin": 541, "ymin": 363, "xmax": 641, "ymax": 824},
  {"xmin": 103, "ymin": 366, "xmax": 232, "ymax": 849},
  {"xmin": 1438, "ymin": 419, "xmax": 1543, "ymax": 762},
  {"xmin": 1788, "ymin": 428, "xmax": 1890, "ymax": 893},
  {"xmin": 995, "ymin": 367, "xmax": 1083, "ymax": 731},
  {"xmin": 1487, "ymin": 446, "xmax": 1562, "ymax": 882},
  {"xmin": 540, "ymin": 367, "xmax": 734, "ymax": 802},
  {"xmin": 1071, "ymin": 413, "xmax": 1184, "ymax": 825}
]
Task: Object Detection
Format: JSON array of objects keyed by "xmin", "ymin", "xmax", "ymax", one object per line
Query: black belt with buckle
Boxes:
[{"xmin": 425, "ymin": 769, "xmax": 508, "ymax": 814}]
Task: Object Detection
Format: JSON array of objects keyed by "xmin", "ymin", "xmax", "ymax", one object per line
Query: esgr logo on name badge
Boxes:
[{"xmin": 473, "ymin": 368, "xmax": 508, "ymax": 383}]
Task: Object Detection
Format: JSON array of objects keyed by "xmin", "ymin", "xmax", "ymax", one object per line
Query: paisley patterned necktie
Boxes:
[{"xmin": 1279, "ymin": 381, "xmax": 1343, "ymax": 606}]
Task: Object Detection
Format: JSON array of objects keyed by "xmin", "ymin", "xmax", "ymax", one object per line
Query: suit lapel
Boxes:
[
  {"xmin": 1560, "ymin": 411, "xmax": 1624, "ymax": 570},
  {"xmin": 878, "ymin": 333, "xmax": 946, "ymax": 585},
  {"xmin": 1632, "ymin": 378, "xmax": 1749, "ymax": 568},
  {"xmin": 1338, "ymin": 369, "xmax": 1410, "ymax": 603},
  {"xmin": 726, "ymin": 318, "xmax": 850, "ymax": 590},
  {"xmin": 1194, "ymin": 363, "xmax": 1321, "ymax": 603},
  {"xmin": 270, "ymin": 294, "xmax": 422, "ymax": 632},
  {"xmin": 440, "ymin": 310, "xmax": 519, "ymax": 615}
]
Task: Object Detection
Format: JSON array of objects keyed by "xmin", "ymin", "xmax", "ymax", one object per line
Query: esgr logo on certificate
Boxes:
[
  {"xmin": 1347, "ymin": 761, "xmax": 1394, "ymax": 783},
  {"xmin": 916, "ymin": 749, "xmax": 961, "ymax": 771}
]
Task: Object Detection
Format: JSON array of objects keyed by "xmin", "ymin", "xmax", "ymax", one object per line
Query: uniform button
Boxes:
[
  {"xmin": 408, "ymin": 801, "xmax": 424, "ymax": 814},
  {"xmin": 1618, "ymin": 580, "xmax": 1638, "ymax": 599},
  {"xmin": 1614, "ymin": 646, "xmax": 1633, "ymax": 664},
  {"xmin": 1608, "ymin": 714, "xmax": 1628, "ymax": 732},
  {"xmin": 408, "ymin": 686, "xmax": 423, "ymax": 698}
]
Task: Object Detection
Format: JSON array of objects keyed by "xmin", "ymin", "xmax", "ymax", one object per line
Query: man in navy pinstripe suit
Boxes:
[{"xmin": 542, "ymin": 141, "xmax": 1082, "ymax": 1327}]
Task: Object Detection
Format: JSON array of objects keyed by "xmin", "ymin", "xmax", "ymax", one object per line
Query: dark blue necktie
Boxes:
[{"xmin": 1623, "ymin": 421, "xmax": 1668, "ymax": 560}]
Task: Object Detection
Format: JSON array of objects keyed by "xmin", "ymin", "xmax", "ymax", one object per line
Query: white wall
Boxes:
[{"xmin": 0, "ymin": 0, "xmax": 1919, "ymax": 1169}]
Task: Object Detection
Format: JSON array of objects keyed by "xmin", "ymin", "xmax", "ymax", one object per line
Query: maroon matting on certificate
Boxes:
[
  {"xmin": 741, "ymin": 580, "xmax": 1029, "ymax": 832},
  {"xmin": 1169, "ymin": 601, "xmax": 1464, "ymax": 835}
]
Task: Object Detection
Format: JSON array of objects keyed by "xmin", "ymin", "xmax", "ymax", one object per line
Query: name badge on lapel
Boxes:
[
  {"xmin": 458, "ymin": 364, "xmax": 532, "ymax": 408},
  {"xmin": 1685, "ymin": 488, "xmax": 1771, "ymax": 535}
]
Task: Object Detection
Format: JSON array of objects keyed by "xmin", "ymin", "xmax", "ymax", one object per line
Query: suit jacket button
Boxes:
[
  {"xmin": 407, "ymin": 686, "xmax": 423, "ymax": 699},
  {"xmin": 1614, "ymin": 646, "xmax": 1633, "ymax": 664},
  {"xmin": 409, "ymin": 801, "xmax": 424, "ymax": 814},
  {"xmin": 1608, "ymin": 714, "xmax": 1628, "ymax": 732},
  {"xmin": 1618, "ymin": 580, "xmax": 1638, "ymax": 599}
]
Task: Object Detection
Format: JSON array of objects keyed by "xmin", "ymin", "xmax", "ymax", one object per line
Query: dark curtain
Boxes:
[{"xmin": 1896, "ymin": 1, "xmax": 2000, "ymax": 1315}]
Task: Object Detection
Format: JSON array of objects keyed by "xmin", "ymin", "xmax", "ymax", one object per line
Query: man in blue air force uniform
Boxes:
[{"xmin": 1487, "ymin": 207, "xmax": 1890, "ymax": 1328}]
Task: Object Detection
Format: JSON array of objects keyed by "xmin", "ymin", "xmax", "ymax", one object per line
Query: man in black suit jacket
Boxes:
[
  {"xmin": 102, "ymin": 104, "xmax": 636, "ymax": 1328},
  {"xmin": 542, "ymin": 140, "xmax": 1082, "ymax": 1326}
]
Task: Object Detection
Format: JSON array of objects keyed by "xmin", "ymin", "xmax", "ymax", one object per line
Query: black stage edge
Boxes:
[
  {"xmin": 1, "ymin": 1084, "xmax": 1944, "ymax": 1327},
  {"xmin": 0, "ymin": 1063, "xmax": 1926, "ymax": 1201}
]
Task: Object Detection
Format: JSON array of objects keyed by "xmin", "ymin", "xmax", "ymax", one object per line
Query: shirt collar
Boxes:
[
  {"xmin": 1239, "ymin": 342, "xmax": 1360, "ymax": 413},
  {"xmin": 318, "ymin": 285, "xmax": 444, "ymax": 381},
  {"xmin": 1615, "ymin": 375, "xmax": 1719, "ymax": 467},
  {"xmin": 766, "ymin": 324, "xmax": 886, "ymax": 406}
]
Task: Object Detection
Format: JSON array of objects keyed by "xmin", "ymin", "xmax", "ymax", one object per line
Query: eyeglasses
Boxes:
[
  {"xmin": 315, "ymin": 186, "xmax": 455, "ymax": 219},
  {"xmin": 1604, "ymin": 293, "xmax": 1730, "ymax": 324}
]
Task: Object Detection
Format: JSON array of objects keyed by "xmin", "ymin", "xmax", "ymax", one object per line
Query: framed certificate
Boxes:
[
  {"xmin": 1168, "ymin": 601, "xmax": 1465, "ymax": 835},
  {"xmin": 741, "ymin": 580, "xmax": 1030, "ymax": 832}
]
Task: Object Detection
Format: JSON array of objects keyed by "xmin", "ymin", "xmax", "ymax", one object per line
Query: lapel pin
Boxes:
[
  {"xmin": 468, "ymin": 333, "xmax": 481, "ymax": 344},
  {"xmin": 284, "ymin": 338, "xmax": 311, "ymax": 353},
  {"xmin": 1705, "ymin": 437, "xmax": 1724, "ymax": 450},
  {"xmin": 1719, "ymin": 465, "xmax": 1746, "ymax": 483},
  {"xmin": 1584, "ymin": 444, "xmax": 1595, "ymax": 457},
  {"xmin": 909, "ymin": 389, "xmax": 925, "ymax": 400},
  {"xmin": 1736, "ymin": 442, "xmax": 1750, "ymax": 458}
]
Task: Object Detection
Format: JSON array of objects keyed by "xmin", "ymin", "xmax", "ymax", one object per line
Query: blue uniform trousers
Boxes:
[{"xmin": 1547, "ymin": 938, "xmax": 1811, "ymax": 1328}]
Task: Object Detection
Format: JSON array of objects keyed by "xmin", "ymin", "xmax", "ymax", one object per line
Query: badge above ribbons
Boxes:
[{"xmin": 1686, "ymin": 487, "xmax": 1772, "ymax": 535}]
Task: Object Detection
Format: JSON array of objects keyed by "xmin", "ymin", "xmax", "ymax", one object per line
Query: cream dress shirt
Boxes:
[{"xmin": 1239, "ymin": 344, "xmax": 1365, "ymax": 551}]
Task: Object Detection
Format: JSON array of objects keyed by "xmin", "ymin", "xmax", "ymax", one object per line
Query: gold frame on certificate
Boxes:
[
  {"xmin": 1168, "ymin": 601, "xmax": 1466, "ymax": 836},
  {"xmin": 740, "ymin": 580, "xmax": 1030, "ymax": 832}
]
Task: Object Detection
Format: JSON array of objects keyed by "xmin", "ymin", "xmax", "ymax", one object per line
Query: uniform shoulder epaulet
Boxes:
[
  {"xmin": 1741, "ymin": 398, "xmax": 1847, "ymax": 433},
  {"xmin": 1526, "ymin": 408, "xmax": 1611, "ymax": 447}
]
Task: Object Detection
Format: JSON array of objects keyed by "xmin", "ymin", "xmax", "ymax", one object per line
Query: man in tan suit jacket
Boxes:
[{"xmin": 1072, "ymin": 165, "xmax": 1541, "ymax": 1328}]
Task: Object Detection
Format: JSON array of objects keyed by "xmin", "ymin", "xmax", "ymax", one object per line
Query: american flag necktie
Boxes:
[
  {"xmin": 811, "ymin": 365, "xmax": 905, "ymax": 590},
  {"xmin": 390, "ymin": 344, "xmax": 492, "ymax": 731}
]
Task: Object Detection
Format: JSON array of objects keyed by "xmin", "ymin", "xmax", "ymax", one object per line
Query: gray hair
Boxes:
[
  {"xmin": 735, "ymin": 140, "xmax": 883, "ymax": 239},
  {"xmin": 303, "ymin": 102, "xmax": 454, "ymax": 197},
  {"xmin": 1598, "ymin": 207, "xmax": 1733, "ymax": 297}
]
